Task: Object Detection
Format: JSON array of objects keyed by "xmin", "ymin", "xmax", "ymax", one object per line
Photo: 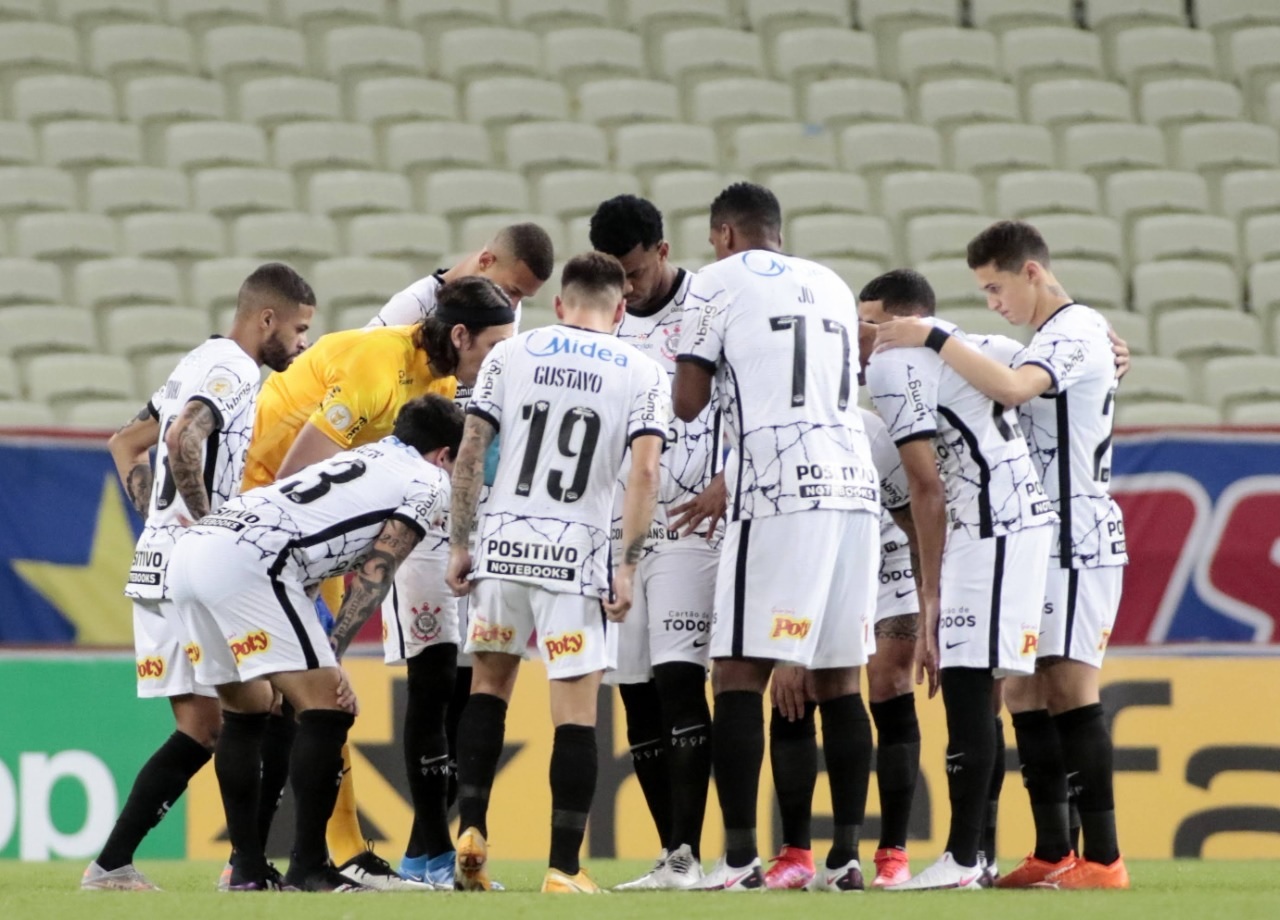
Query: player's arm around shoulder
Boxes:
[
  {"xmin": 108, "ymin": 403, "xmax": 161, "ymax": 515},
  {"xmin": 330, "ymin": 515, "xmax": 424, "ymax": 658}
]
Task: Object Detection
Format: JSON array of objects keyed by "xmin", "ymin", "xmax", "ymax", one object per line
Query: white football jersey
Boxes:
[
  {"xmin": 861, "ymin": 408, "xmax": 912, "ymax": 580},
  {"xmin": 368, "ymin": 270, "xmax": 523, "ymax": 334},
  {"xmin": 468, "ymin": 324, "xmax": 672, "ymax": 597},
  {"xmin": 126, "ymin": 337, "xmax": 259, "ymax": 601},
  {"xmin": 1014, "ymin": 303, "xmax": 1127, "ymax": 568},
  {"xmin": 865, "ymin": 319, "xmax": 1057, "ymax": 541},
  {"xmin": 679, "ymin": 250, "xmax": 879, "ymax": 522},
  {"xmin": 179, "ymin": 437, "xmax": 449, "ymax": 586},
  {"xmin": 612, "ymin": 268, "xmax": 722, "ymax": 554}
]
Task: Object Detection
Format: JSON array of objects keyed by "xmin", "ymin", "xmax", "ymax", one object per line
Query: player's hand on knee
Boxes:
[
  {"xmin": 771, "ymin": 665, "xmax": 812, "ymax": 721},
  {"xmin": 446, "ymin": 547, "xmax": 474, "ymax": 596},
  {"xmin": 336, "ymin": 667, "xmax": 359, "ymax": 716}
]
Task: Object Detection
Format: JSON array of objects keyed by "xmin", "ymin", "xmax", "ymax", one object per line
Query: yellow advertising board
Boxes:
[{"xmin": 187, "ymin": 655, "xmax": 1280, "ymax": 862}]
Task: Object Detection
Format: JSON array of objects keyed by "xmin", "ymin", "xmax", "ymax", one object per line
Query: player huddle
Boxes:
[{"xmin": 82, "ymin": 182, "xmax": 1129, "ymax": 895}]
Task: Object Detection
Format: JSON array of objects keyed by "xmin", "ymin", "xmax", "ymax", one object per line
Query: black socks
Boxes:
[
  {"xmin": 216, "ymin": 711, "xmax": 269, "ymax": 875},
  {"xmin": 256, "ymin": 708, "xmax": 296, "ymax": 854},
  {"xmin": 654, "ymin": 661, "xmax": 711, "ymax": 858},
  {"xmin": 1055, "ymin": 703, "xmax": 1119, "ymax": 865},
  {"xmin": 288, "ymin": 709, "xmax": 354, "ymax": 874},
  {"xmin": 404, "ymin": 646, "xmax": 457, "ymax": 859},
  {"xmin": 819, "ymin": 693, "xmax": 872, "ymax": 869},
  {"xmin": 619, "ymin": 680, "xmax": 672, "ymax": 849},
  {"xmin": 939, "ymin": 668, "xmax": 996, "ymax": 868},
  {"xmin": 548, "ymin": 724, "xmax": 598, "ymax": 875},
  {"xmin": 713, "ymin": 690, "xmax": 765, "ymax": 867},
  {"xmin": 455, "ymin": 692, "xmax": 508, "ymax": 839},
  {"xmin": 983, "ymin": 715, "xmax": 1006, "ymax": 864},
  {"xmin": 870, "ymin": 692, "xmax": 921, "ymax": 852},
  {"xmin": 1012, "ymin": 708, "xmax": 1071, "ymax": 862},
  {"xmin": 769, "ymin": 703, "xmax": 817, "ymax": 850}
]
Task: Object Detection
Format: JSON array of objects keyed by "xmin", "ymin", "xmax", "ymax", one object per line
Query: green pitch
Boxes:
[{"xmin": 2, "ymin": 860, "xmax": 1276, "ymax": 920}]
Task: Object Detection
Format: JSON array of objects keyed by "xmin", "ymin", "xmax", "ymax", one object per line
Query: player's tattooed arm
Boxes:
[
  {"xmin": 165, "ymin": 400, "xmax": 218, "ymax": 521},
  {"xmin": 330, "ymin": 517, "xmax": 422, "ymax": 658},
  {"xmin": 107, "ymin": 404, "xmax": 161, "ymax": 515},
  {"xmin": 449, "ymin": 415, "xmax": 496, "ymax": 547},
  {"xmin": 889, "ymin": 505, "xmax": 923, "ymax": 595}
]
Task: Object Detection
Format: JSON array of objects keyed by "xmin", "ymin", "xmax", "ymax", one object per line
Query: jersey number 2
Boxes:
[
  {"xmin": 769, "ymin": 315, "xmax": 851, "ymax": 410},
  {"xmin": 516, "ymin": 401, "xmax": 600, "ymax": 503}
]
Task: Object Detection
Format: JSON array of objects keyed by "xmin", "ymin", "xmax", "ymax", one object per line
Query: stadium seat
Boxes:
[
  {"xmin": 838, "ymin": 124, "xmax": 943, "ymax": 191},
  {"xmin": 898, "ymin": 28, "xmax": 1000, "ymax": 87},
  {"xmin": 1140, "ymin": 79, "xmax": 1245, "ymax": 136},
  {"xmin": 822, "ymin": 258, "xmax": 884, "ymax": 295},
  {"xmin": 1229, "ymin": 27, "xmax": 1280, "ymax": 118},
  {"xmin": 1266, "ymin": 83, "xmax": 1280, "ymax": 130},
  {"xmin": 1202, "ymin": 355, "xmax": 1280, "ymax": 415},
  {"xmin": 906, "ymin": 214, "xmax": 996, "ymax": 264},
  {"xmin": 1115, "ymin": 400, "xmax": 1219, "ymax": 427},
  {"xmin": 459, "ymin": 213, "xmax": 566, "ymax": 255},
  {"xmin": 0, "ymin": 155, "xmax": 43, "ymax": 211},
  {"xmin": 166, "ymin": 0, "xmax": 267, "ymax": 33},
  {"xmin": 1227, "ymin": 400, "xmax": 1280, "ymax": 425},
  {"xmin": 0, "ymin": 121, "xmax": 35, "ymax": 165},
  {"xmin": 309, "ymin": 170, "xmax": 411, "ymax": 219},
  {"xmin": 312, "ymin": 257, "xmax": 417, "ymax": 310},
  {"xmin": 0, "ymin": 400, "xmax": 55, "ymax": 426},
  {"xmin": 690, "ymin": 78, "xmax": 795, "ymax": 137},
  {"xmin": 203, "ymin": 26, "xmax": 306, "ymax": 90},
  {"xmin": 1113, "ymin": 27, "xmax": 1217, "ymax": 91},
  {"xmin": 55, "ymin": 0, "xmax": 160, "ymax": 30},
  {"xmin": 950, "ymin": 123, "xmax": 1054, "ymax": 184},
  {"xmin": 622, "ymin": 0, "xmax": 731, "ymax": 36},
  {"xmin": 614, "ymin": 124, "xmax": 719, "ymax": 180},
  {"xmin": 1265, "ymin": 266, "xmax": 1280, "ymax": 333},
  {"xmin": 995, "ymin": 171, "xmax": 1101, "ymax": 217},
  {"xmin": 15, "ymin": 212, "xmax": 117, "ymax": 260},
  {"xmin": 193, "ymin": 167, "xmax": 295, "ymax": 218},
  {"xmin": 1177, "ymin": 122, "xmax": 1280, "ymax": 180},
  {"xmin": 272, "ymin": 122, "xmax": 376, "ymax": 178},
  {"xmin": 1132, "ymin": 261, "xmax": 1240, "ymax": 314},
  {"xmin": 278, "ymin": 0, "xmax": 382, "ymax": 43},
  {"xmin": 745, "ymin": 0, "xmax": 850, "ymax": 43},
  {"xmin": 858, "ymin": 0, "xmax": 960, "ymax": 82},
  {"xmin": 0, "ymin": 23, "xmax": 80, "ymax": 93},
  {"xmin": 880, "ymin": 171, "xmax": 983, "ymax": 229},
  {"xmin": 233, "ymin": 212, "xmax": 338, "ymax": 265},
  {"xmin": 13, "ymin": 75, "xmax": 117, "ymax": 124},
  {"xmin": 542, "ymin": 28, "xmax": 644, "ymax": 89},
  {"xmin": 74, "ymin": 257, "xmax": 181, "ymax": 310},
  {"xmin": 507, "ymin": 0, "xmax": 609, "ymax": 33},
  {"xmin": 647, "ymin": 170, "xmax": 734, "ymax": 220},
  {"xmin": 806, "ymin": 78, "xmax": 908, "ymax": 128},
  {"xmin": 399, "ymin": 0, "xmax": 502, "ymax": 34},
  {"xmin": 1245, "ymin": 215, "xmax": 1280, "ymax": 265},
  {"xmin": 437, "ymin": 28, "xmax": 541, "ymax": 84},
  {"xmin": 331, "ymin": 304, "xmax": 383, "ymax": 331},
  {"xmin": 770, "ymin": 170, "xmax": 868, "ymax": 218},
  {"xmin": 1026, "ymin": 79, "xmax": 1134, "ymax": 134},
  {"xmin": 1093, "ymin": 300, "xmax": 1148, "ymax": 348},
  {"xmin": 1119, "ymin": 355, "xmax": 1192, "ymax": 401},
  {"xmin": 124, "ymin": 76, "xmax": 226, "ymax": 156},
  {"xmin": 41, "ymin": 121, "xmax": 141, "ymax": 171},
  {"xmin": 577, "ymin": 79, "xmax": 681, "ymax": 127},
  {"xmin": 1136, "ymin": 214, "xmax": 1233, "ymax": 271},
  {"xmin": 1001, "ymin": 28, "xmax": 1105, "ymax": 96},
  {"xmin": 190, "ymin": 256, "xmax": 261, "ymax": 311},
  {"xmin": 1155, "ymin": 308, "xmax": 1259, "ymax": 366},
  {"xmin": 1199, "ymin": 0, "xmax": 1280, "ymax": 43},
  {"xmin": 0, "ymin": 355, "xmax": 16, "ymax": 398},
  {"xmin": 916, "ymin": 79, "xmax": 1020, "ymax": 140},
  {"xmin": 0, "ymin": 0, "xmax": 39, "ymax": 22},
  {"xmin": 137, "ymin": 347, "xmax": 195, "ymax": 392},
  {"xmin": 63, "ymin": 398, "xmax": 147, "ymax": 428},
  {"xmin": 88, "ymin": 23, "xmax": 193, "ymax": 86},
  {"xmin": 385, "ymin": 122, "xmax": 492, "ymax": 178},
  {"xmin": 122, "ymin": 211, "xmax": 223, "ymax": 260},
  {"xmin": 789, "ymin": 213, "xmax": 894, "ymax": 267},
  {"xmin": 351, "ymin": 77, "xmax": 457, "ymax": 130},
  {"xmin": 771, "ymin": 28, "xmax": 877, "ymax": 89},
  {"xmin": 919, "ymin": 262, "xmax": 993, "ymax": 313},
  {"xmin": 1220, "ymin": 170, "xmax": 1280, "ymax": 228},
  {"xmin": 164, "ymin": 122, "xmax": 268, "ymax": 172},
  {"xmin": 1062, "ymin": 124, "xmax": 1167, "ymax": 179},
  {"xmin": 103, "ymin": 306, "xmax": 210, "ymax": 357},
  {"xmin": 730, "ymin": 123, "xmax": 837, "ymax": 178},
  {"xmin": 0, "ymin": 257, "xmax": 62, "ymax": 304},
  {"xmin": 239, "ymin": 77, "xmax": 342, "ymax": 128},
  {"xmin": 505, "ymin": 122, "xmax": 608, "ymax": 178},
  {"xmin": 26, "ymin": 350, "xmax": 135, "ymax": 404},
  {"xmin": 535, "ymin": 170, "xmax": 640, "ymax": 219},
  {"xmin": 674, "ymin": 213, "xmax": 714, "ymax": 260},
  {"xmin": 466, "ymin": 78, "xmax": 571, "ymax": 131},
  {"xmin": 972, "ymin": 0, "xmax": 1072, "ymax": 33},
  {"xmin": 421, "ymin": 169, "xmax": 530, "ymax": 220},
  {"xmin": 1083, "ymin": 0, "xmax": 1185, "ymax": 49},
  {"xmin": 658, "ymin": 28, "xmax": 764, "ymax": 92},
  {"xmin": 86, "ymin": 166, "xmax": 189, "ymax": 216},
  {"xmin": 564, "ymin": 214, "xmax": 591, "ymax": 253},
  {"xmin": 1105, "ymin": 170, "xmax": 1210, "ymax": 234},
  {"xmin": 0, "ymin": 306, "xmax": 95, "ymax": 358},
  {"xmin": 1030, "ymin": 214, "xmax": 1125, "ymax": 267},
  {"xmin": 323, "ymin": 27, "xmax": 426, "ymax": 89}
]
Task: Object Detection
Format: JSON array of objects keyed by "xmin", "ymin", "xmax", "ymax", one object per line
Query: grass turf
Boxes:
[{"xmin": 2, "ymin": 860, "xmax": 1276, "ymax": 919}]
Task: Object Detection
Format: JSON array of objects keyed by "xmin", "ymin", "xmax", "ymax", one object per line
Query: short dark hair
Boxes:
[
  {"xmin": 238, "ymin": 262, "xmax": 314, "ymax": 315},
  {"xmin": 392, "ymin": 393, "xmax": 464, "ymax": 458},
  {"xmin": 966, "ymin": 220, "xmax": 1052, "ymax": 273},
  {"xmin": 495, "ymin": 222, "xmax": 555, "ymax": 281},
  {"xmin": 858, "ymin": 269, "xmax": 937, "ymax": 317},
  {"xmin": 709, "ymin": 182, "xmax": 782, "ymax": 239},
  {"xmin": 560, "ymin": 251, "xmax": 626, "ymax": 301},
  {"xmin": 588, "ymin": 195, "xmax": 664, "ymax": 257},
  {"xmin": 416, "ymin": 276, "xmax": 514, "ymax": 376}
]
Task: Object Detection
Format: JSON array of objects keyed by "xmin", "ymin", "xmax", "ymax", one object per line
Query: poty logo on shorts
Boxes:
[
  {"xmin": 1021, "ymin": 630, "xmax": 1039, "ymax": 657},
  {"xmin": 770, "ymin": 612, "xmax": 812, "ymax": 640},
  {"xmin": 544, "ymin": 631, "xmax": 585, "ymax": 661},
  {"xmin": 136, "ymin": 656, "xmax": 165, "ymax": 680},
  {"xmin": 1098, "ymin": 628, "xmax": 1112, "ymax": 653},
  {"xmin": 230, "ymin": 630, "xmax": 271, "ymax": 664},
  {"xmin": 470, "ymin": 621, "xmax": 515, "ymax": 647},
  {"xmin": 183, "ymin": 643, "xmax": 201, "ymax": 665}
]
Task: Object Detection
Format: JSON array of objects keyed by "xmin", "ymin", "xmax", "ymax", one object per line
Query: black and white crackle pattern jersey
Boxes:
[
  {"xmin": 861, "ymin": 408, "xmax": 912, "ymax": 575},
  {"xmin": 679, "ymin": 251, "xmax": 879, "ymax": 522},
  {"xmin": 178, "ymin": 438, "xmax": 449, "ymax": 587},
  {"xmin": 368, "ymin": 271, "xmax": 475, "ymax": 404},
  {"xmin": 866, "ymin": 319, "xmax": 1057, "ymax": 541},
  {"xmin": 126, "ymin": 336, "xmax": 259, "ymax": 601},
  {"xmin": 1006, "ymin": 304, "xmax": 1127, "ymax": 569},
  {"xmin": 467, "ymin": 324, "xmax": 672, "ymax": 597},
  {"xmin": 612, "ymin": 269, "xmax": 722, "ymax": 555}
]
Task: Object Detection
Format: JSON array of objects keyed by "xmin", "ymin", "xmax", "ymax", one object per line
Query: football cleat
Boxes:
[
  {"xmin": 455, "ymin": 826, "xmax": 492, "ymax": 891},
  {"xmin": 885, "ymin": 852, "xmax": 983, "ymax": 891},
  {"xmin": 80, "ymin": 862, "xmax": 160, "ymax": 891},
  {"xmin": 223, "ymin": 861, "xmax": 290, "ymax": 891},
  {"xmin": 283, "ymin": 862, "xmax": 373, "ymax": 893},
  {"xmin": 1044, "ymin": 855, "xmax": 1130, "ymax": 890},
  {"xmin": 698, "ymin": 856, "xmax": 764, "ymax": 891},
  {"xmin": 978, "ymin": 853, "xmax": 1000, "ymax": 889},
  {"xmin": 764, "ymin": 845, "xmax": 814, "ymax": 890},
  {"xmin": 337, "ymin": 845, "xmax": 431, "ymax": 891},
  {"xmin": 216, "ymin": 861, "xmax": 232, "ymax": 892},
  {"xmin": 654, "ymin": 845, "xmax": 705, "ymax": 890},
  {"xmin": 542, "ymin": 868, "xmax": 605, "ymax": 893},
  {"xmin": 614, "ymin": 849, "xmax": 668, "ymax": 890},
  {"xmin": 873, "ymin": 848, "xmax": 911, "ymax": 887},
  {"xmin": 807, "ymin": 859, "xmax": 865, "ymax": 892},
  {"xmin": 997, "ymin": 852, "xmax": 1074, "ymax": 889}
]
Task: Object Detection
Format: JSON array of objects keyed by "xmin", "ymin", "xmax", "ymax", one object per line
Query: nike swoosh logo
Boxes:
[
  {"xmin": 725, "ymin": 870, "xmax": 753, "ymax": 888},
  {"xmin": 945, "ymin": 753, "xmax": 962, "ymax": 761},
  {"xmin": 894, "ymin": 588, "xmax": 914, "ymax": 599},
  {"xmin": 693, "ymin": 637, "xmax": 710, "ymax": 648},
  {"xmin": 944, "ymin": 640, "xmax": 969, "ymax": 649},
  {"xmin": 672, "ymin": 724, "xmax": 707, "ymax": 736}
]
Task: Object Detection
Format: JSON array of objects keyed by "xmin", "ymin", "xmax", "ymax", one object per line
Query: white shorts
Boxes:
[
  {"xmin": 604, "ymin": 539, "xmax": 718, "ymax": 686},
  {"xmin": 710, "ymin": 510, "xmax": 878, "ymax": 669},
  {"xmin": 877, "ymin": 545, "xmax": 918, "ymax": 622},
  {"xmin": 383, "ymin": 542, "xmax": 460, "ymax": 665},
  {"xmin": 133, "ymin": 599, "xmax": 217, "ymax": 699},
  {"xmin": 464, "ymin": 579, "xmax": 611, "ymax": 680},
  {"xmin": 168, "ymin": 536, "xmax": 338, "ymax": 686},
  {"xmin": 1038, "ymin": 565, "xmax": 1123, "ymax": 668},
  {"xmin": 939, "ymin": 526, "xmax": 1052, "ymax": 677}
]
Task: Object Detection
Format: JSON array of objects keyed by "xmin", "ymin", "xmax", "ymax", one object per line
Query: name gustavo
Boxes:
[{"xmin": 533, "ymin": 366, "xmax": 603, "ymax": 392}]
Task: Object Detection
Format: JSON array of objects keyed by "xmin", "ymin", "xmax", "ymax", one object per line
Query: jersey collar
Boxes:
[{"xmin": 625, "ymin": 268, "xmax": 686, "ymax": 319}]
